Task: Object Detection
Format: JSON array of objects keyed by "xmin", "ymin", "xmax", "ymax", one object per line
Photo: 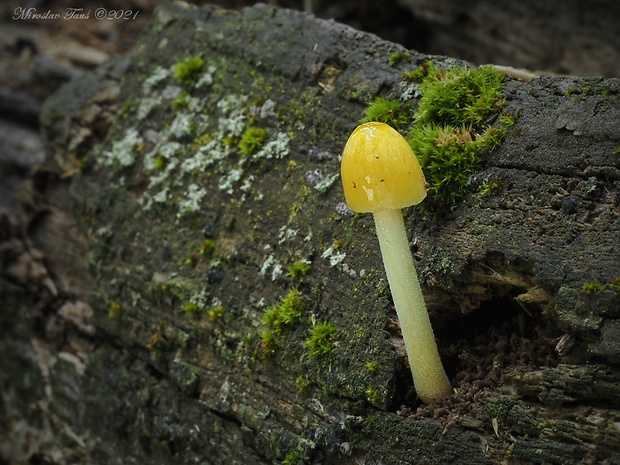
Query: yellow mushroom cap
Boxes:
[{"xmin": 341, "ymin": 122, "xmax": 427, "ymax": 213}]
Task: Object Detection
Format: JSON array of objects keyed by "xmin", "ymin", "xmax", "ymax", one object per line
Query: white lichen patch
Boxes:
[
  {"xmin": 169, "ymin": 113, "xmax": 193, "ymax": 138},
  {"xmin": 278, "ymin": 226, "xmax": 298, "ymax": 244},
  {"xmin": 248, "ymin": 98, "xmax": 276, "ymax": 119},
  {"xmin": 177, "ymin": 183, "xmax": 207, "ymax": 218},
  {"xmin": 150, "ymin": 187, "xmax": 169, "ymax": 205},
  {"xmin": 270, "ymin": 263, "xmax": 283, "ymax": 282},
  {"xmin": 142, "ymin": 66, "xmax": 170, "ymax": 94},
  {"xmin": 398, "ymin": 80, "xmax": 421, "ymax": 102},
  {"xmin": 183, "ymin": 139, "xmax": 229, "ymax": 174},
  {"xmin": 143, "ymin": 143, "xmax": 182, "ymax": 206},
  {"xmin": 162, "ymin": 85, "xmax": 183, "ymax": 100},
  {"xmin": 196, "ymin": 65, "xmax": 217, "ymax": 88},
  {"xmin": 144, "ymin": 141, "xmax": 182, "ymax": 172},
  {"xmin": 137, "ymin": 97, "xmax": 162, "ymax": 120},
  {"xmin": 240, "ymin": 175, "xmax": 255, "ymax": 192},
  {"xmin": 188, "ymin": 287, "xmax": 208, "ymax": 311},
  {"xmin": 186, "ymin": 96, "xmax": 206, "ymax": 113},
  {"xmin": 341, "ymin": 263, "xmax": 358, "ymax": 278},
  {"xmin": 217, "ymin": 95, "xmax": 248, "ymax": 137},
  {"xmin": 219, "ymin": 167, "xmax": 244, "ymax": 194},
  {"xmin": 334, "ymin": 202, "xmax": 354, "ymax": 217},
  {"xmin": 313, "ymin": 172, "xmax": 339, "ymax": 194},
  {"xmin": 258, "ymin": 253, "xmax": 284, "ymax": 282},
  {"xmin": 109, "ymin": 60, "xmax": 294, "ymax": 219},
  {"xmin": 253, "ymin": 131, "xmax": 290, "ymax": 161},
  {"xmin": 102, "ymin": 128, "xmax": 143, "ymax": 168},
  {"xmin": 260, "ymin": 254, "xmax": 275, "ymax": 277},
  {"xmin": 321, "ymin": 243, "xmax": 347, "ymax": 267}
]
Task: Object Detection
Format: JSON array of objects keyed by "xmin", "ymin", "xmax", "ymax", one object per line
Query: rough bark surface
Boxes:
[{"xmin": 2, "ymin": 3, "xmax": 620, "ymax": 465}]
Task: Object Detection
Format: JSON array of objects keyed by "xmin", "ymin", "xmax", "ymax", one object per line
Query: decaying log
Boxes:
[{"xmin": 2, "ymin": 3, "xmax": 620, "ymax": 464}]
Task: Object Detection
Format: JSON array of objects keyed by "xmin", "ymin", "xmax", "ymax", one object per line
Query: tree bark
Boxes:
[{"xmin": 2, "ymin": 3, "xmax": 620, "ymax": 464}]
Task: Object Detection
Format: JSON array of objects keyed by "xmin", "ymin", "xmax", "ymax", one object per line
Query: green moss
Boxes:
[
  {"xmin": 584, "ymin": 85, "xmax": 609, "ymax": 96},
  {"xmin": 389, "ymin": 51, "xmax": 409, "ymax": 67},
  {"xmin": 287, "ymin": 260, "xmax": 311, "ymax": 280},
  {"xmin": 415, "ymin": 65, "xmax": 505, "ymax": 126},
  {"xmin": 565, "ymin": 84, "xmax": 612, "ymax": 98},
  {"xmin": 107, "ymin": 301, "xmax": 122, "ymax": 319},
  {"xmin": 47, "ymin": 109, "xmax": 64, "ymax": 122},
  {"xmin": 581, "ymin": 277, "xmax": 620, "ymax": 296},
  {"xmin": 172, "ymin": 89, "xmax": 190, "ymax": 109},
  {"xmin": 366, "ymin": 361, "xmax": 380, "ymax": 372},
  {"xmin": 191, "ymin": 133, "xmax": 213, "ymax": 152},
  {"xmin": 613, "ymin": 146, "xmax": 620, "ymax": 155},
  {"xmin": 153, "ymin": 154, "xmax": 166, "ymax": 170},
  {"xmin": 401, "ymin": 60, "xmax": 436, "ymax": 82},
  {"xmin": 365, "ymin": 387, "xmax": 381, "ymax": 405},
  {"xmin": 200, "ymin": 239, "xmax": 216, "ymax": 256},
  {"xmin": 406, "ymin": 65, "xmax": 508, "ymax": 211},
  {"xmin": 260, "ymin": 329, "xmax": 278, "ymax": 359},
  {"xmin": 361, "ymin": 97, "xmax": 409, "ymax": 130},
  {"xmin": 238, "ymin": 126, "xmax": 268, "ymax": 156},
  {"xmin": 283, "ymin": 450, "xmax": 301, "ymax": 465},
  {"xmin": 295, "ymin": 375, "xmax": 310, "ymax": 392},
  {"xmin": 263, "ymin": 289, "xmax": 303, "ymax": 330},
  {"xmin": 478, "ymin": 176, "xmax": 509, "ymax": 196},
  {"xmin": 408, "ymin": 125, "xmax": 505, "ymax": 210},
  {"xmin": 582, "ymin": 280, "xmax": 605, "ymax": 295},
  {"xmin": 222, "ymin": 135, "xmax": 238, "ymax": 148},
  {"xmin": 401, "ymin": 70, "xmax": 419, "ymax": 82},
  {"xmin": 359, "ymin": 64, "xmax": 509, "ymax": 211},
  {"xmin": 183, "ymin": 301, "xmax": 201, "ymax": 314},
  {"xmin": 306, "ymin": 321, "xmax": 337, "ymax": 357},
  {"xmin": 499, "ymin": 112, "xmax": 517, "ymax": 127},
  {"xmin": 208, "ymin": 305, "xmax": 224, "ymax": 320},
  {"xmin": 146, "ymin": 323, "xmax": 168, "ymax": 356},
  {"xmin": 185, "ymin": 253, "xmax": 199, "ymax": 267},
  {"xmin": 564, "ymin": 87, "xmax": 579, "ymax": 97},
  {"xmin": 174, "ymin": 56, "xmax": 205, "ymax": 86},
  {"xmin": 260, "ymin": 289, "xmax": 304, "ymax": 358}
]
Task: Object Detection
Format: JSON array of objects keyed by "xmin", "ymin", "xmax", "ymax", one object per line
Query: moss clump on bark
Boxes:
[{"xmin": 361, "ymin": 64, "xmax": 509, "ymax": 211}]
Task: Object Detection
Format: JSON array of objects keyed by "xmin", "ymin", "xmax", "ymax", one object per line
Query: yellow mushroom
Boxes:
[{"xmin": 341, "ymin": 121, "xmax": 452, "ymax": 404}]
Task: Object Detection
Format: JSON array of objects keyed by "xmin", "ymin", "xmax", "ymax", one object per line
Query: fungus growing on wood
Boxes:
[{"xmin": 341, "ymin": 121, "xmax": 452, "ymax": 404}]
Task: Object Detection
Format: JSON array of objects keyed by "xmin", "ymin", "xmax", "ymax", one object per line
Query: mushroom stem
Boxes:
[{"xmin": 373, "ymin": 209, "xmax": 452, "ymax": 404}]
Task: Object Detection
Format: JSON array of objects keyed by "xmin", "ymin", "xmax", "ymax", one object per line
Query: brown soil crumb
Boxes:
[{"xmin": 398, "ymin": 298, "xmax": 561, "ymax": 427}]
